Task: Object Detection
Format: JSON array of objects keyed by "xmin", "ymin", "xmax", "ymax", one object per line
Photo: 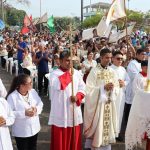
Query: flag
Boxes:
[
  {"xmin": 82, "ymin": 27, "xmax": 95, "ymax": 40},
  {"xmin": 37, "ymin": 12, "xmax": 48, "ymax": 24},
  {"xmin": 47, "ymin": 15, "xmax": 55, "ymax": 33},
  {"xmin": 21, "ymin": 14, "xmax": 36, "ymax": 34},
  {"xmin": 109, "ymin": 22, "xmax": 136, "ymax": 43},
  {"xmin": 33, "ymin": 18, "xmax": 40, "ymax": 25},
  {"xmin": 0, "ymin": 19, "xmax": 5, "ymax": 30},
  {"xmin": 96, "ymin": 16, "xmax": 112, "ymax": 38},
  {"xmin": 23, "ymin": 14, "xmax": 31, "ymax": 27},
  {"xmin": 20, "ymin": 26, "xmax": 30, "ymax": 34},
  {"xmin": 106, "ymin": 0, "xmax": 126, "ymax": 26},
  {"xmin": 30, "ymin": 15, "xmax": 32, "ymax": 22}
]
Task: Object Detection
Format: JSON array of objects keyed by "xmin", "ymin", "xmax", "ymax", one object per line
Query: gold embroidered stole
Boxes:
[{"xmin": 97, "ymin": 64, "xmax": 115, "ymax": 146}]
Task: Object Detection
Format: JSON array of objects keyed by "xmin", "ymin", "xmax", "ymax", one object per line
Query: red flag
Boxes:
[
  {"xmin": 21, "ymin": 14, "xmax": 37, "ymax": 34},
  {"xmin": 30, "ymin": 15, "xmax": 32, "ymax": 22},
  {"xmin": 24, "ymin": 14, "xmax": 31, "ymax": 27},
  {"xmin": 20, "ymin": 26, "xmax": 30, "ymax": 34}
]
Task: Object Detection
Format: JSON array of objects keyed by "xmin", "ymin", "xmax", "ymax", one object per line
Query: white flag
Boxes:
[
  {"xmin": 118, "ymin": 22, "xmax": 136, "ymax": 40},
  {"xmin": 106, "ymin": 0, "xmax": 126, "ymax": 26},
  {"xmin": 37, "ymin": 12, "xmax": 48, "ymax": 24},
  {"xmin": 109, "ymin": 22, "xmax": 136, "ymax": 43},
  {"xmin": 96, "ymin": 16, "xmax": 112, "ymax": 38},
  {"xmin": 82, "ymin": 27, "xmax": 95, "ymax": 40}
]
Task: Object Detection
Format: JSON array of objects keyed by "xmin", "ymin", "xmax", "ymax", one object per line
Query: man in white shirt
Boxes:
[
  {"xmin": 124, "ymin": 48, "xmax": 146, "ymax": 131},
  {"xmin": 110, "ymin": 51, "xmax": 130, "ymax": 140}
]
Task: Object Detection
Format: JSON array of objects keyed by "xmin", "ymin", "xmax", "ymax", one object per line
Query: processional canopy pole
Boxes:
[{"xmin": 69, "ymin": 23, "xmax": 74, "ymax": 96}]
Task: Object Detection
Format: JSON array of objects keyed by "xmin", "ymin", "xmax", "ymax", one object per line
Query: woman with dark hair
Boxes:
[
  {"xmin": 22, "ymin": 47, "xmax": 33, "ymax": 75},
  {"xmin": 82, "ymin": 51, "xmax": 97, "ymax": 83},
  {"xmin": 7, "ymin": 74, "xmax": 43, "ymax": 150}
]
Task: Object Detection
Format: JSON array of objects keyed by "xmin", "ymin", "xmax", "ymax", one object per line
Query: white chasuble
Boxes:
[{"xmin": 84, "ymin": 64, "xmax": 120, "ymax": 148}]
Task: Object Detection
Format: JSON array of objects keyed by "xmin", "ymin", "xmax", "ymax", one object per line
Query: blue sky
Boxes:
[{"xmin": 8, "ymin": 0, "xmax": 150, "ymax": 18}]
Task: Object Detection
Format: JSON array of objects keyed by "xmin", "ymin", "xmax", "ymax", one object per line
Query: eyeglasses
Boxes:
[{"xmin": 116, "ymin": 57, "xmax": 123, "ymax": 61}]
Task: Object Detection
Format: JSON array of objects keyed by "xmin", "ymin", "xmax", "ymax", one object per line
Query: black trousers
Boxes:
[
  {"xmin": 18, "ymin": 60, "xmax": 23, "ymax": 74},
  {"xmin": 1, "ymin": 56, "xmax": 6, "ymax": 68},
  {"xmin": 23, "ymin": 68, "xmax": 31, "ymax": 76},
  {"xmin": 15, "ymin": 133, "xmax": 38, "ymax": 150},
  {"xmin": 124, "ymin": 103, "xmax": 131, "ymax": 125},
  {"xmin": 119, "ymin": 102, "xmax": 132, "ymax": 137},
  {"xmin": 38, "ymin": 72, "xmax": 48, "ymax": 93}
]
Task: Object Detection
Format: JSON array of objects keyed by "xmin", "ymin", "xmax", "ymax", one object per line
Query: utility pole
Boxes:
[
  {"xmin": 90, "ymin": 0, "xmax": 91, "ymax": 18},
  {"xmin": 81, "ymin": 0, "xmax": 83, "ymax": 23},
  {"xmin": 40, "ymin": 0, "xmax": 42, "ymax": 32},
  {"xmin": 0, "ymin": 0, "xmax": 4, "ymax": 21},
  {"xmin": 0, "ymin": 0, "xmax": 2, "ymax": 19},
  {"xmin": 128, "ymin": 0, "xmax": 130, "ymax": 10}
]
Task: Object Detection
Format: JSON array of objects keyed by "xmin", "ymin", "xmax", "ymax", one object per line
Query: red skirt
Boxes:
[{"xmin": 50, "ymin": 125, "xmax": 82, "ymax": 150}]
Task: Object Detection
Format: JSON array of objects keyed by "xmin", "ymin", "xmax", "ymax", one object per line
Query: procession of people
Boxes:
[
  {"xmin": 0, "ymin": 0, "xmax": 150, "ymax": 149},
  {"xmin": 0, "ymin": 25, "xmax": 150, "ymax": 150}
]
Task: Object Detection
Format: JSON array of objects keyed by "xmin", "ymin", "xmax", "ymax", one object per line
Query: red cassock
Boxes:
[
  {"xmin": 50, "ymin": 125, "xmax": 81, "ymax": 150},
  {"xmin": 50, "ymin": 69, "xmax": 85, "ymax": 150}
]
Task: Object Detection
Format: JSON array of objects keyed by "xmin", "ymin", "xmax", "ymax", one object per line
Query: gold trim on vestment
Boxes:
[{"xmin": 102, "ymin": 91, "xmax": 111, "ymax": 146}]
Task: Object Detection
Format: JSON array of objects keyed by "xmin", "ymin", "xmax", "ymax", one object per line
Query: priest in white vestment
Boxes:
[
  {"xmin": 84, "ymin": 49, "xmax": 120, "ymax": 150},
  {"xmin": 0, "ymin": 97, "xmax": 15, "ymax": 150},
  {"xmin": 111, "ymin": 51, "xmax": 130, "ymax": 134},
  {"xmin": 48, "ymin": 51, "xmax": 85, "ymax": 150}
]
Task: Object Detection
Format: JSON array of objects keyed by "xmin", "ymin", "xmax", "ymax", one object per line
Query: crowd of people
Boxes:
[{"xmin": 0, "ymin": 28, "xmax": 150, "ymax": 150}]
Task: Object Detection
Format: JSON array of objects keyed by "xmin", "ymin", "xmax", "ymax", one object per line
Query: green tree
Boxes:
[
  {"xmin": 54, "ymin": 17, "xmax": 80, "ymax": 31},
  {"xmin": 5, "ymin": 7, "xmax": 26, "ymax": 26},
  {"xmin": 82, "ymin": 13, "xmax": 103, "ymax": 29},
  {"xmin": 127, "ymin": 10, "xmax": 144, "ymax": 24}
]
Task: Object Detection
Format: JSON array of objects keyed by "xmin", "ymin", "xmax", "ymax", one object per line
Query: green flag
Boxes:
[{"xmin": 47, "ymin": 15, "xmax": 55, "ymax": 33}]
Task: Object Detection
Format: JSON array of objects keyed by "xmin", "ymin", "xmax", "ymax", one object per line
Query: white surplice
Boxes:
[
  {"xmin": 48, "ymin": 68, "xmax": 86, "ymax": 127},
  {"xmin": 132, "ymin": 73, "xmax": 147, "ymax": 96},
  {"xmin": 0, "ymin": 97, "xmax": 15, "ymax": 150},
  {"xmin": 125, "ymin": 59, "xmax": 141, "ymax": 104},
  {"xmin": 110, "ymin": 64, "xmax": 130, "ymax": 132},
  {"xmin": 84, "ymin": 64, "xmax": 120, "ymax": 149}
]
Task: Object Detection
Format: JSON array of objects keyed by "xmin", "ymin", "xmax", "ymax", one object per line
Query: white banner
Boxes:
[{"xmin": 106, "ymin": 0, "xmax": 126, "ymax": 25}]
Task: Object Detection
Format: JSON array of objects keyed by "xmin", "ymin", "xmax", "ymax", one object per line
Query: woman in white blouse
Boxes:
[
  {"xmin": 7, "ymin": 74, "xmax": 43, "ymax": 150},
  {"xmin": 0, "ymin": 97, "xmax": 15, "ymax": 150},
  {"xmin": 82, "ymin": 51, "xmax": 97, "ymax": 82}
]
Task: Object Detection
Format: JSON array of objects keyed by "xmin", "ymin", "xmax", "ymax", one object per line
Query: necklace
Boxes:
[{"xmin": 22, "ymin": 93, "xmax": 30, "ymax": 105}]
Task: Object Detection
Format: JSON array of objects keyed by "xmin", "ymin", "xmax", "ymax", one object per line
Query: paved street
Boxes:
[{"xmin": 0, "ymin": 66, "xmax": 145, "ymax": 150}]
